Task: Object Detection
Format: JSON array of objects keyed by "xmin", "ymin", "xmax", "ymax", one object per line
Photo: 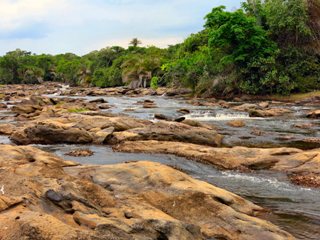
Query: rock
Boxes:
[
  {"xmin": 154, "ymin": 113, "xmax": 172, "ymax": 121},
  {"xmin": 98, "ymin": 103, "xmax": 110, "ymax": 109},
  {"xmin": 89, "ymin": 98, "xmax": 106, "ymax": 103},
  {"xmin": 143, "ymin": 102, "xmax": 157, "ymax": 108},
  {"xmin": 251, "ymin": 128, "xmax": 265, "ymax": 136},
  {"xmin": 249, "ymin": 108, "xmax": 292, "ymax": 117},
  {"xmin": 182, "ymin": 119, "xmax": 217, "ymax": 130},
  {"xmin": 0, "ymin": 145, "xmax": 293, "ymax": 240},
  {"xmin": 65, "ymin": 149, "xmax": 94, "ymax": 157},
  {"xmin": 293, "ymin": 123, "xmax": 314, "ymax": 129},
  {"xmin": 0, "ymin": 103, "xmax": 7, "ymax": 109},
  {"xmin": 174, "ymin": 116, "xmax": 185, "ymax": 122},
  {"xmin": 227, "ymin": 120, "xmax": 246, "ymax": 128},
  {"xmin": 114, "ymin": 140, "xmax": 320, "ymax": 184},
  {"xmin": 218, "ymin": 100, "xmax": 231, "ymax": 108},
  {"xmin": 306, "ymin": 109, "xmax": 320, "ymax": 119},
  {"xmin": 11, "ymin": 123, "xmax": 93, "ymax": 145},
  {"xmin": 289, "ymin": 173, "xmax": 320, "ymax": 188},
  {"xmin": 232, "ymin": 103, "xmax": 258, "ymax": 112},
  {"xmin": 0, "ymin": 124, "xmax": 16, "ymax": 135},
  {"xmin": 0, "ymin": 196, "xmax": 23, "ymax": 212},
  {"xmin": 9, "ymin": 115, "xmax": 151, "ymax": 145},
  {"xmin": 258, "ymin": 102, "xmax": 270, "ymax": 108},
  {"xmin": 11, "ymin": 104, "xmax": 42, "ymax": 115},
  {"xmin": 165, "ymin": 88, "xmax": 192, "ymax": 97},
  {"xmin": 107, "ymin": 121, "xmax": 223, "ymax": 147},
  {"xmin": 177, "ymin": 108, "xmax": 190, "ymax": 114},
  {"xmin": 93, "ymin": 127, "xmax": 115, "ymax": 144}
]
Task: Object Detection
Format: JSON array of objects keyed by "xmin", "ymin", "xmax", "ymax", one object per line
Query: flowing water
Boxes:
[
  {"xmin": 2, "ymin": 91, "xmax": 320, "ymax": 239},
  {"xmin": 34, "ymin": 144, "xmax": 320, "ymax": 239}
]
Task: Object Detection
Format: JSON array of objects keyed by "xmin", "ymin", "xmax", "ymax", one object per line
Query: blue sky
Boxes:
[{"xmin": 0, "ymin": 0, "xmax": 241, "ymax": 56}]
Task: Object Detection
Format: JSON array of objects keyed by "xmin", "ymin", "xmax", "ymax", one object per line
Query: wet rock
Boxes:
[
  {"xmin": 227, "ymin": 120, "xmax": 246, "ymax": 128},
  {"xmin": 177, "ymin": 108, "xmax": 190, "ymax": 114},
  {"xmin": 306, "ymin": 109, "xmax": 320, "ymax": 119},
  {"xmin": 174, "ymin": 116, "xmax": 185, "ymax": 122},
  {"xmin": 65, "ymin": 149, "xmax": 94, "ymax": 157},
  {"xmin": 154, "ymin": 113, "xmax": 172, "ymax": 121},
  {"xmin": 98, "ymin": 103, "xmax": 110, "ymax": 109},
  {"xmin": 89, "ymin": 98, "xmax": 106, "ymax": 104}
]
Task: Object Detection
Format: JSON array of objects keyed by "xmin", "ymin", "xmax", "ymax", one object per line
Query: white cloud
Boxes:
[
  {"xmin": 0, "ymin": 0, "xmax": 67, "ymax": 31},
  {"xmin": 0, "ymin": 0, "xmax": 241, "ymax": 55}
]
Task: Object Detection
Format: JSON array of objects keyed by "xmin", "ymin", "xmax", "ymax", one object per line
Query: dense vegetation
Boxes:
[{"xmin": 0, "ymin": 0, "xmax": 319, "ymax": 96}]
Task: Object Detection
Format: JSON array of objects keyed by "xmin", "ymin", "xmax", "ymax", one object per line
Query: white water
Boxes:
[{"xmin": 183, "ymin": 111, "xmax": 261, "ymax": 121}]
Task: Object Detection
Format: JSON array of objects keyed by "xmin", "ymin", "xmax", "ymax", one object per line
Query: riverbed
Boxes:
[{"xmin": 1, "ymin": 88, "xmax": 319, "ymax": 239}]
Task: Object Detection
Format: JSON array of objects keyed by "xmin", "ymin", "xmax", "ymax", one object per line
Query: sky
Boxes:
[{"xmin": 0, "ymin": 0, "xmax": 241, "ymax": 56}]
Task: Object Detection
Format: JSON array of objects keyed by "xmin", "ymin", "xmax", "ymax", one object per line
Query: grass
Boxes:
[
  {"xmin": 67, "ymin": 107, "xmax": 89, "ymax": 113},
  {"xmin": 270, "ymin": 91, "xmax": 320, "ymax": 101}
]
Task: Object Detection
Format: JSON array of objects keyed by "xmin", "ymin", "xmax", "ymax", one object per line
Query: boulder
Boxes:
[
  {"xmin": 0, "ymin": 145, "xmax": 293, "ymax": 240},
  {"xmin": 11, "ymin": 123, "xmax": 93, "ymax": 145},
  {"xmin": 107, "ymin": 121, "xmax": 223, "ymax": 147},
  {"xmin": 306, "ymin": 109, "xmax": 320, "ymax": 119},
  {"xmin": 227, "ymin": 120, "xmax": 246, "ymax": 128},
  {"xmin": 249, "ymin": 108, "xmax": 292, "ymax": 117},
  {"xmin": 114, "ymin": 140, "xmax": 320, "ymax": 187},
  {"xmin": 232, "ymin": 103, "xmax": 258, "ymax": 112}
]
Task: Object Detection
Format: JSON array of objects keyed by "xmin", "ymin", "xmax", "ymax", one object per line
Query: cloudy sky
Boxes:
[{"xmin": 0, "ymin": 0, "xmax": 241, "ymax": 56}]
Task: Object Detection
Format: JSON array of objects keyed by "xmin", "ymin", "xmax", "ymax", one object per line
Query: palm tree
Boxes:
[{"xmin": 129, "ymin": 38, "xmax": 142, "ymax": 48}]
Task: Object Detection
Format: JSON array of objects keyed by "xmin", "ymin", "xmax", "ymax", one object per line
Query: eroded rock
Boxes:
[{"xmin": 0, "ymin": 145, "xmax": 294, "ymax": 240}]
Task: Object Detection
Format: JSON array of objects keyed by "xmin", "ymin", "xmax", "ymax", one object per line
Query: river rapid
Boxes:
[{"xmin": 1, "ymin": 89, "xmax": 320, "ymax": 239}]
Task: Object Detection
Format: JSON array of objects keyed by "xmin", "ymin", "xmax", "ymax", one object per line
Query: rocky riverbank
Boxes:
[
  {"xmin": 0, "ymin": 83, "xmax": 319, "ymax": 239},
  {"xmin": 0, "ymin": 145, "xmax": 294, "ymax": 240}
]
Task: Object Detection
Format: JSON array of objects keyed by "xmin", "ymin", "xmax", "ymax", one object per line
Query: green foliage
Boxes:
[
  {"xmin": 264, "ymin": 0, "xmax": 312, "ymax": 46},
  {"xmin": 0, "ymin": 2, "xmax": 319, "ymax": 96},
  {"xmin": 150, "ymin": 77, "xmax": 159, "ymax": 89},
  {"xmin": 67, "ymin": 107, "xmax": 89, "ymax": 113}
]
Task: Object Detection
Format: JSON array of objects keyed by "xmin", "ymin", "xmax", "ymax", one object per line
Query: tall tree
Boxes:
[{"xmin": 129, "ymin": 38, "xmax": 142, "ymax": 47}]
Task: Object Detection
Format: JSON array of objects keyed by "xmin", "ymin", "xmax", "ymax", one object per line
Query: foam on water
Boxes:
[{"xmin": 183, "ymin": 111, "xmax": 258, "ymax": 121}]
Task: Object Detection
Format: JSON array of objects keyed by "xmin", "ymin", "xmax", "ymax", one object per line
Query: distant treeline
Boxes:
[{"xmin": 1, "ymin": 0, "xmax": 319, "ymax": 96}]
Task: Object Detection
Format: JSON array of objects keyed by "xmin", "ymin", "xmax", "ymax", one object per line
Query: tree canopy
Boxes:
[{"xmin": 0, "ymin": 1, "xmax": 319, "ymax": 96}]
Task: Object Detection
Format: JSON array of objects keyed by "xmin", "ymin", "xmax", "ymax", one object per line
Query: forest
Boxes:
[{"xmin": 0, "ymin": 0, "xmax": 319, "ymax": 96}]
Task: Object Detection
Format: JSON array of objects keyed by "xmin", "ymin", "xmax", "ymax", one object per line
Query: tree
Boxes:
[{"xmin": 129, "ymin": 38, "xmax": 142, "ymax": 48}]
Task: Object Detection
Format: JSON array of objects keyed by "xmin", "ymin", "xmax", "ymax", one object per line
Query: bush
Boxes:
[{"xmin": 150, "ymin": 77, "xmax": 159, "ymax": 89}]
